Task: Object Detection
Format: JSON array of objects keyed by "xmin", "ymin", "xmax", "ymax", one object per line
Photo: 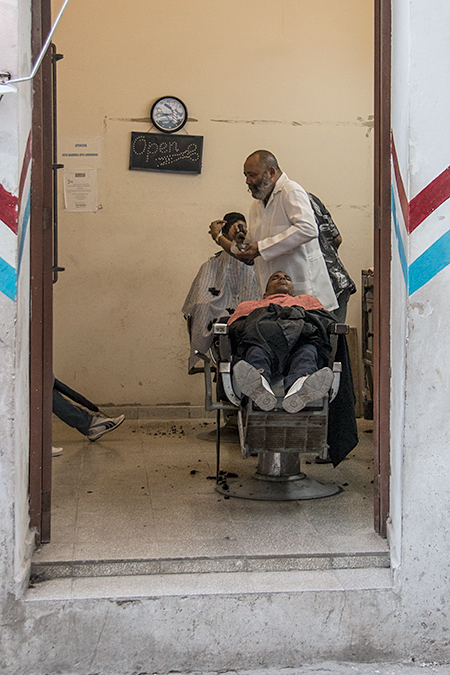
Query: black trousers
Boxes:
[{"xmin": 242, "ymin": 343, "xmax": 319, "ymax": 392}]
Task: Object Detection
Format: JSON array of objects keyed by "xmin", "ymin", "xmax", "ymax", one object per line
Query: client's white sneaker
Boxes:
[
  {"xmin": 282, "ymin": 367, "xmax": 334, "ymax": 413},
  {"xmin": 233, "ymin": 360, "xmax": 277, "ymax": 411}
]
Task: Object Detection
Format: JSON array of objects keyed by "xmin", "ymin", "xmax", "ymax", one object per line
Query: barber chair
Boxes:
[{"xmin": 196, "ymin": 321, "xmax": 348, "ymax": 501}]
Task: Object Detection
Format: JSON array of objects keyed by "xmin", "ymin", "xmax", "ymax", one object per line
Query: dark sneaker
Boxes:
[
  {"xmin": 233, "ymin": 360, "xmax": 277, "ymax": 411},
  {"xmin": 87, "ymin": 414, "xmax": 125, "ymax": 441},
  {"xmin": 282, "ymin": 367, "xmax": 333, "ymax": 413}
]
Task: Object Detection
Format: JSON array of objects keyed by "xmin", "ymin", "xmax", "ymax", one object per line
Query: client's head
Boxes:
[
  {"xmin": 222, "ymin": 212, "xmax": 247, "ymax": 241},
  {"xmin": 263, "ymin": 271, "xmax": 294, "ymax": 298}
]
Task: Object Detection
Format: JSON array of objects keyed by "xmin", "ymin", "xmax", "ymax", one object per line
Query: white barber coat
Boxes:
[{"xmin": 248, "ymin": 172, "xmax": 338, "ymax": 311}]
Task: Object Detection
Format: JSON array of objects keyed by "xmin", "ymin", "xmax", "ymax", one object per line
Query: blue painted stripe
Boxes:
[
  {"xmin": 17, "ymin": 191, "xmax": 30, "ymax": 273},
  {"xmin": 391, "ymin": 182, "xmax": 450, "ymax": 295},
  {"xmin": 0, "ymin": 256, "xmax": 17, "ymax": 301},
  {"xmin": 391, "ymin": 185, "xmax": 409, "ymax": 288},
  {"xmin": 409, "ymin": 227, "xmax": 450, "ymax": 294}
]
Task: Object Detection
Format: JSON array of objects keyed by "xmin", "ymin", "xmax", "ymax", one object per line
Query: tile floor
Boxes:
[{"xmin": 33, "ymin": 415, "xmax": 388, "ymax": 569}]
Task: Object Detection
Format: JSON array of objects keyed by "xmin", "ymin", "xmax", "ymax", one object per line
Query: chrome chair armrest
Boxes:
[
  {"xmin": 329, "ymin": 362, "xmax": 342, "ymax": 403},
  {"xmin": 195, "ymin": 350, "xmax": 236, "ymax": 412}
]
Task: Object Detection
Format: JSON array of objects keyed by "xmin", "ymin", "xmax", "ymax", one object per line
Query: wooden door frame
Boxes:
[
  {"xmin": 29, "ymin": 0, "xmax": 53, "ymax": 545},
  {"xmin": 27, "ymin": 0, "xmax": 392, "ymax": 543},
  {"xmin": 373, "ymin": 0, "xmax": 392, "ymax": 536}
]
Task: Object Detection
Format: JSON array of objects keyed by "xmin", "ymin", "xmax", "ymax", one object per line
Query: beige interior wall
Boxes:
[{"xmin": 52, "ymin": 0, "xmax": 373, "ymax": 406}]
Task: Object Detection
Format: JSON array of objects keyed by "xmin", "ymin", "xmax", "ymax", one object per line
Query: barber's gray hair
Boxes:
[{"xmin": 248, "ymin": 150, "xmax": 281, "ymax": 172}]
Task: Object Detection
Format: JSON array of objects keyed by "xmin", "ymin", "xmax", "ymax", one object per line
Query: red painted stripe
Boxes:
[
  {"xmin": 0, "ymin": 184, "xmax": 18, "ymax": 234},
  {"xmin": 18, "ymin": 132, "xmax": 32, "ymax": 208},
  {"xmin": 0, "ymin": 132, "xmax": 32, "ymax": 235},
  {"xmin": 391, "ymin": 134, "xmax": 409, "ymax": 227},
  {"xmin": 409, "ymin": 165, "xmax": 450, "ymax": 234}
]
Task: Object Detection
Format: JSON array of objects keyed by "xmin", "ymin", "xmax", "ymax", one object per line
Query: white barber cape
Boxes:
[{"xmin": 248, "ymin": 172, "xmax": 338, "ymax": 311}]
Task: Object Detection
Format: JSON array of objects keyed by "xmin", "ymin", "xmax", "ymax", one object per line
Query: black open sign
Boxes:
[{"xmin": 129, "ymin": 132, "xmax": 203, "ymax": 174}]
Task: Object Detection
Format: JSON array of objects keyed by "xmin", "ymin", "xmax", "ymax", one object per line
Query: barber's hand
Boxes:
[
  {"xmin": 209, "ymin": 219, "xmax": 226, "ymax": 241},
  {"xmin": 235, "ymin": 241, "xmax": 260, "ymax": 262},
  {"xmin": 226, "ymin": 223, "xmax": 240, "ymax": 240}
]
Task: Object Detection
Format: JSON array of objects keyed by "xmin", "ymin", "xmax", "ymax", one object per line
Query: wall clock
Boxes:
[{"xmin": 150, "ymin": 96, "xmax": 188, "ymax": 133}]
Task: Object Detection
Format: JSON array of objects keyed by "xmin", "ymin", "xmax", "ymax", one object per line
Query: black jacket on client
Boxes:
[{"xmin": 229, "ymin": 303, "xmax": 358, "ymax": 467}]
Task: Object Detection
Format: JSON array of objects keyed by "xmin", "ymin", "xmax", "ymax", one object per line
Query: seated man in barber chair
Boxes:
[
  {"xmin": 182, "ymin": 212, "xmax": 260, "ymax": 373},
  {"xmin": 228, "ymin": 271, "xmax": 358, "ymax": 466}
]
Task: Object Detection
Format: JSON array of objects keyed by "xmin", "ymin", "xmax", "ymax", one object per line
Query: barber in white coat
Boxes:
[{"xmin": 209, "ymin": 150, "xmax": 337, "ymax": 312}]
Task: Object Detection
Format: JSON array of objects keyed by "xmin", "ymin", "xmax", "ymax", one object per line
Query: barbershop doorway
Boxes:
[{"xmin": 29, "ymin": 0, "xmax": 391, "ymax": 545}]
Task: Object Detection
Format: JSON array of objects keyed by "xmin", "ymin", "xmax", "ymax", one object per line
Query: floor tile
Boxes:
[{"xmin": 36, "ymin": 416, "xmax": 388, "ymax": 568}]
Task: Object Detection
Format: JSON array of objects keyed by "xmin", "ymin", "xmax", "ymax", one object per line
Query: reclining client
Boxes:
[{"xmin": 228, "ymin": 271, "xmax": 337, "ymax": 414}]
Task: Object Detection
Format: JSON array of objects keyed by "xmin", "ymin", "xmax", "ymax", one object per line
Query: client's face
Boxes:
[{"xmin": 264, "ymin": 272, "xmax": 294, "ymax": 297}]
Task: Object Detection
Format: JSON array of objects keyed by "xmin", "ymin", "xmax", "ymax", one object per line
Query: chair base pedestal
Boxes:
[{"xmin": 215, "ymin": 474, "xmax": 342, "ymax": 501}]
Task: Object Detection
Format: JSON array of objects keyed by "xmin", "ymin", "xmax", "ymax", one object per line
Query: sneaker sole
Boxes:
[
  {"xmin": 233, "ymin": 361, "xmax": 276, "ymax": 411},
  {"xmin": 282, "ymin": 368, "xmax": 334, "ymax": 413},
  {"xmin": 88, "ymin": 415, "xmax": 125, "ymax": 442}
]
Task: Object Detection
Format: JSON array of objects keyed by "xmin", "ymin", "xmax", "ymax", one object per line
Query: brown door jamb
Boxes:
[
  {"xmin": 373, "ymin": 0, "xmax": 391, "ymax": 537},
  {"xmin": 29, "ymin": 0, "xmax": 53, "ymax": 545}
]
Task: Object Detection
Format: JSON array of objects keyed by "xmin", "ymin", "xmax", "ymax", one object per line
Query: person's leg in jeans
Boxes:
[
  {"xmin": 284, "ymin": 343, "xmax": 319, "ymax": 391},
  {"xmin": 233, "ymin": 345, "xmax": 276, "ymax": 411},
  {"xmin": 53, "ymin": 388, "xmax": 126, "ymax": 442},
  {"xmin": 242, "ymin": 345, "xmax": 273, "ymax": 381},
  {"xmin": 283, "ymin": 343, "xmax": 333, "ymax": 413},
  {"xmin": 53, "ymin": 389, "xmax": 93, "ymax": 435}
]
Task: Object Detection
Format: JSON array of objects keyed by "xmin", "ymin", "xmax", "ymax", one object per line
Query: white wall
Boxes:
[
  {"xmin": 0, "ymin": 0, "xmax": 33, "ymax": 596},
  {"xmin": 390, "ymin": 0, "xmax": 450, "ymax": 634},
  {"xmin": 388, "ymin": 0, "xmax": 410, "ymax": 571},
  {"xmin": 52, "ymin": 0, "xmax": 374, "ymax": 406}
]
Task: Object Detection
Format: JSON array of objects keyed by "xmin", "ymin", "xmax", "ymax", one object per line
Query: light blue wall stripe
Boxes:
[
  {"xmin": 391, "ymin": 183, "xmax": 450, "ymax": 296},
  {"xmin": 0, "ymin": 256, "xmax": 17, "ymax": 301},
  {"xmin": 391, "ymin": 185, "xmax": 409, "ymax": 288},
  {"xmin": 409, "ymin": 228, "xmax": 450, "ymax": 295},
  {"xmin": 17, "ymin": 191, "xmax": 31, "ymax": 273}
]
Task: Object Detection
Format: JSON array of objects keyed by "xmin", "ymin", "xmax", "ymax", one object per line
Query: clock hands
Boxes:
[
  {"xmin": 151, "ymin": 97, "xmax": 187, "ymax": 132},
  {"xmin": 156, "ymin": 105, "xmax": 183, "ymax": 124}
]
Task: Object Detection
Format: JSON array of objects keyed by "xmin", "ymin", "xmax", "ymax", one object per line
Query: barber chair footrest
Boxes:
[
  {"xmin": 215, "ymin": 475, "xmax": 342, "ymax": 501},
  {"xmin": 246, "ymin": 407, "xmax": 328, "ymax": 455}
]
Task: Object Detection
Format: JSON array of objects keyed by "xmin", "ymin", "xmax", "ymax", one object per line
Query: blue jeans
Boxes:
[
  {"xmin": 242, "ymin": 343, "xmax": 319, "ymax": 392},
  {"xmin": 53, "ymin": 389, "xmax": 93, "ymax": 435}
]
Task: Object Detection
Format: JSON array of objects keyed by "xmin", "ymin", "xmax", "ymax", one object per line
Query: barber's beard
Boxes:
[{"xmin": 248, "ymin": 172, "xmax": 273, "ymax": 200}]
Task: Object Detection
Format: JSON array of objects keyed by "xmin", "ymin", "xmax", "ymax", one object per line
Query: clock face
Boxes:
[{"xmin": 151, "ymin": 96, "xmax": 188, "ymax": 133}]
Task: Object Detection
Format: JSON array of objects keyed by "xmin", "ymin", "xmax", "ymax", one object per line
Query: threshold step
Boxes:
[
  {"xmin": 31, "ymin": 550, "xmax": 390, "ymax": 582},
  {"xmin": 26, "ymin": 568, "xmax": 393, "ymax": 601}
]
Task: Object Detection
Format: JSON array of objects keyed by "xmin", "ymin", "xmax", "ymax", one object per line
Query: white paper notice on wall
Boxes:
[
  {"xmin": 63, "ymin": 169, "xmax": 98, "ymax": 212},
  {"xmin": 58, "ymin": 136, "xmax": 102, "ymax": 169}
]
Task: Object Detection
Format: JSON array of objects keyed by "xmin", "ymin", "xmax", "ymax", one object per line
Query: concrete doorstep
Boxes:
[{"xmin": 135, "ymin": 663, "xmax": 450, "ymax": 675}]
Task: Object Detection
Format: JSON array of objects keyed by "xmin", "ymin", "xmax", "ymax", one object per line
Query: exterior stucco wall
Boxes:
[
  {"xmin": 0, "ymin": 0, "xmax": 33, "ymax": 597},
  {"xmin": 388, "ymin": 0, "xmax": 410, "ymax": 571},
  {"xmin": 0, "ymin": 589, "xmax": 404, "ymax": 674},
  {"xmin": 390, "ymin": 0, "xmax": 450, "ymax": 641},
  {"xmin": 14, "ymin": 3, "xmax": 33, "ymax": 594}
]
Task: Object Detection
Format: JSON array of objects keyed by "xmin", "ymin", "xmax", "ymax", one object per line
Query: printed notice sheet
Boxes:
[
  {"xmin": 63, "ymin": 169, "xmax": 98, "ymax": 212},
  {"xmin": 58, "ymin": 137, "xmax": 102, "ymax": 169}
]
